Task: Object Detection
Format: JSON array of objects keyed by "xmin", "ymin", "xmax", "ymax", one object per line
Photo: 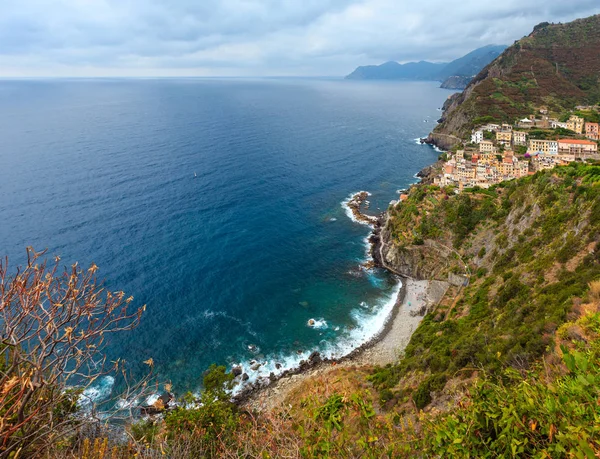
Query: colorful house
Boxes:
[
  {"xmin": 585, "ymin": 122, "xmax": 599, "ymax": 141},
  {"xmin": 558, "ymin": 139, "xmax": 598, "ymax": 159},
  {"xmin": 567, "ymin": 115, "xmax": 585, "ymax": 134},
  {"xmin": 512, "ymin": 131, "xmax": 527, "ymax": 146},
  {"xmin": 528, "ymin": 139, "xmax": 558, "ymax": 155}
]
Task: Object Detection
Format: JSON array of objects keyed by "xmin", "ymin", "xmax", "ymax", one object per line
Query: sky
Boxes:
[{"xmin": 1, "ymin": 0, "xmax": 598, "ymax": 77}]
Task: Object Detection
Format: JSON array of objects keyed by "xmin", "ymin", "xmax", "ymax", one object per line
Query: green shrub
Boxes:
[
  {"xmin": 419, "ymin": 335, "xmax": 600, "ymax": 457},
  {"xmin": 131, "ymin": 420, "xmax": 160, "ymax": 445},
  {"xmin": 412, "ymin": 381, "xmax": 432, "ymax": 410}
]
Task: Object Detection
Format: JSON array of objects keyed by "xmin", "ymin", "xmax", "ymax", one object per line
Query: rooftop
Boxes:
[{"xmin": 558, "ymin": 139, "xmax": 597, "ymax": 145}]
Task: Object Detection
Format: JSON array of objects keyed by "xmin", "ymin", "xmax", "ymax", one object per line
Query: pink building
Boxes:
[
  {"xmin": 558, "ymin": 139, "xmax": 598, "ymax": 159},
  {"xmin": 586, "ymin": 122, "xmax": 599, "ymax": 141}
]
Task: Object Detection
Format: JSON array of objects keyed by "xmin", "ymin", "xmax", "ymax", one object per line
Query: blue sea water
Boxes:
[{"xmin": 0, "ymin": 78, "xmax": 451, "ymax": 395}]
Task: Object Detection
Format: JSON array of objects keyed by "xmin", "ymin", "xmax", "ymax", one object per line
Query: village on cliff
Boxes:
[{"xmin": 429, "ymin": 108, "xmax": 600, "ymax": 193}]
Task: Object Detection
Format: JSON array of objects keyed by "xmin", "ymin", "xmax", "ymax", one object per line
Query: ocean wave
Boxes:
[
  {"xmin": 362, "ymin": 234, "xmax": 373, "ymax": 261},
  {"xmin": 79, "ymin": 376, "xmax": 115, "ymax": 408},
  {"xmin": 230, "ymin": 280, "xmax": 402, "ymax": 395},
  {"xmin": 116, "ymin": 396, "xmax": 141, "ymax": 410},
  {"xmin": 202, "ymin": 309, "xmax": 259, "ymax": 339},
  {"xmin": 307, "ymin": 318, "xmax": 328, "ymax": 329}
]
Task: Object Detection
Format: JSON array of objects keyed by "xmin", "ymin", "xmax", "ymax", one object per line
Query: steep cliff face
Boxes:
[
  {"xmin": 378, "ymin": 224, "xmax": 456, "ymax": 281},
  {"xmin": 378, "ymin": 163, "xmax": 600, "ymax": 288},
  {"xmin": 440, "ymin": 75, "xmax": 471, "ymax": 89},
  {"xmin": 429, "ymin": 14, "xmax": 600, "ymax": 147}
]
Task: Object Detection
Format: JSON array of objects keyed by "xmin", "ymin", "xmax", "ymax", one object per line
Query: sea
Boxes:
[{"xmin": 0, "ymin": 78, "xmax": 452, "ymax": 400}]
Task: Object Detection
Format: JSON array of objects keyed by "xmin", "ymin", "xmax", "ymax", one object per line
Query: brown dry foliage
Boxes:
[
  {"xmin": 589, "ymin": 279, "xmax": 600, "ymax": 302},
  {"xmin": 0, "ymin": 248, "xmax": 152, "ymax": 458}
]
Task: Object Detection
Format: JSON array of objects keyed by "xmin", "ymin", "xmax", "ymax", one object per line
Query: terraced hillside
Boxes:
[{"xmin": 431, "ymin": 15, "xmax": 600, "ymax": 149}]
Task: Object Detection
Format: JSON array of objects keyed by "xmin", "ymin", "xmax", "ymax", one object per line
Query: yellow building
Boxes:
[
  {"xmin": 478, "ymin": 152, "xmax": 494, "ymax": 164},
  {"xmin": 498, "ymin": 157, "xmax": 515, "ymax": 176},
  {"xmin": 528, "ymin": 139, "xmax": 558, "ymax": 155},
  {"xmin": 567, "ymin": 115, "xmax": 585, "ymax": 134},
  {"xmin": 479, "ymin": 140, "xmax": 496, "ymax": 153},
  {"xmin": 496, "ymin": 130, "xmax": 512, "ymax": 146}
]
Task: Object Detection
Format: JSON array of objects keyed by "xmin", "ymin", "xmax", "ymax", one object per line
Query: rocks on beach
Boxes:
[
  {"xmin": 231, "ymin": 366, "xmax": 243, "ymax": 377},
  {"xmin": 140, "ymin": 392, "xmax": 176, "ymax": 416}
]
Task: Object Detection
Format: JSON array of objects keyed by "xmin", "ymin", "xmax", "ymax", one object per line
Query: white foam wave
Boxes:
[
  {"xmin": 79, "ymin": 376, "xmax": 114, "ymax": 408},
  {"xmin": 116, "ymin": 396, "xmax": 140, "ymax": 410},
  {"xmin": 230, "ymin": 280, "xmax": 402, "ymax": 395},
  {"xmin": 341, "ymin": 191, "xmax": 376, "ymax": 227},
  {"xmin": 202, "ymin": 309, "xmax": 259, "ymax": 339},
  {"xmin": 307, "ymin": 318, "xmax": 328, "ymax": 329},
  {"xmin": 362, "ymin": 234, "xmax": 373, "ymax": 261},
  {"xmin": 145, "ymin": 394, "xmax": 160, "ymax": 406}
]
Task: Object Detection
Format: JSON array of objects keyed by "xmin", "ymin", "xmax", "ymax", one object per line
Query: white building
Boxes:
[
  {"xmin": 512, "ymin": 131, "xmax": 527, "ymax": 146},
  {"xmin": 551, "ymin": 120, "xmax": 568, "ymax": 129},
  {"xmin": 471, "ymin": 130, "xmax": 484, "ymax": 144}
]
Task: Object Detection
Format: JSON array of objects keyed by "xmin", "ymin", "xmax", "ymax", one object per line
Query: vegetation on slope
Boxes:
[
  {"xmin": 434, "ymin": 15, "xmax": 600, "ymax": 142},
  {"xmin": 57, "ymin": 280, "xmax": 600, "ymax": 458},
  {"xmin": 372, "ymin": 164, "xmax": 600, "ymax": 403},
  {"xmin": 4, "ymin": 165, "xmax": 600, "ymax": 458}
]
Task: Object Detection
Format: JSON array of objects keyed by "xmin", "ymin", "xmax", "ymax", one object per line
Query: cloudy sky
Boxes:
[{"xmin": 1, "ymin": 0, "xmax": 598, "ymax": 77}]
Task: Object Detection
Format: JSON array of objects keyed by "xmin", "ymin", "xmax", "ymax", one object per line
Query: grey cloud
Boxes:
[{"xmin": 0, "ymin": 0, "xmax": 597, "ymax": 76}]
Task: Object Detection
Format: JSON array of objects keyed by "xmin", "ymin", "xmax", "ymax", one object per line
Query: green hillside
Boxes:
[
  {"xmin": 373, "ymin": 163, "xmax": 600, "ymax": 395},
  {"xmin": 432, "ymin": 15, "xmax": 600, "ymax": 147},
  {"xmin": 43, "ymin": 164, "xmax": 599, "ymax": 458}
]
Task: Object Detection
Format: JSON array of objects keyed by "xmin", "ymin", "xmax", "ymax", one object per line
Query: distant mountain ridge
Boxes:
[
  {"xmin": 345, "ymin": 45, "xmax": 507, "ymax": 89},
  {"xmin": 437, "ymin": 45, "xmax": 508, "ymax": 80},
  {"xmin": 345, "ymin": 60, "xmax": 446, "ymax": 81},
  {"xmin": 430, "ymin": 15, "xmax": 600, "ymax": 149}
]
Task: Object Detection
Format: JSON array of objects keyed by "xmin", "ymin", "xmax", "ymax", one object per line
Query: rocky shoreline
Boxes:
[
  {"xmin": 345, "ymin": 191, "xmax": 379, "ymax": 226},
  {"xmin": 233, "ymin": 208, "xmax": 403, "ymax": 405},
  {"xmin": 234, "ymin": 275, "xmax": 407, "ymax": 406},
  {"xmin": 243, "ymin": 277, "xmax": 448, "ymax": 413},
  {"xmin": 236, "ymin": 156, "xmax": 449, "ymax": 408}
]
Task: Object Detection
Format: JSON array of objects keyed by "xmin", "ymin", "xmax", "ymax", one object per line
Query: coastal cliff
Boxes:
[
  {"xmin": 375, "ymin": 221, "xmax": 457, "ymax": 282},
  {"xmin": 428, "ymin": 14, "xmax": 600, "ymax": 149},
  {"xmin": 367, "ymin": 163, "xmax": 600, "ymax": 407},
  {"xmin": 238, "ymin": 163, "xmax": 600, "ymax": 457},
  {"xmin": 439, "ymin": 75, "xmax": 471, "ymax": 89}
]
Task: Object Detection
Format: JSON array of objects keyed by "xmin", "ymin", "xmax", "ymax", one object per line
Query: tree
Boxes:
[
  {"xmin": 203, "ymin": 364, "xmax": 234, "ymax": 401},
  {"xmin": 0, "ymin": 248, "xmax": 150, "ymax": 457}
]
